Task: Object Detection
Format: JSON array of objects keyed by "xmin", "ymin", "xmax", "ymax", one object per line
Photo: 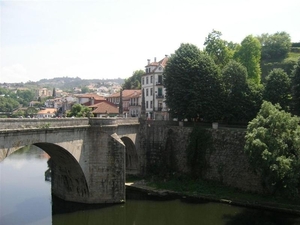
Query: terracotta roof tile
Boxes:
[
  {"xmin": 75, "ymin": 93, "xmax": 105, "ymax": 100},
  {"xmin": 90, "ymin": 102, "xmax": 119, "ymax": 114},
  {"xmin": 37, "ymin": 108, "xmax": 57, "ymax": 114},
  {"xmin": 108, "ymin": 89, "xmax": 141, "ymax": 98}
]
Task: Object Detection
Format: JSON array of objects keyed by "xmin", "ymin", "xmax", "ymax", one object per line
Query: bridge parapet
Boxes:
[
  {"xmin": 0, "ymin": 118, "xmax": 89, "ymax": 130},
  {"xmin": 89, "ymin": 118, "xmax": 139, "ymax": 126}
]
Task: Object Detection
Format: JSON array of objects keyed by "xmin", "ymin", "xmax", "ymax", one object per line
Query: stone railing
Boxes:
[
  {"xmin": 0, "ymin": 118, "xmax": 89, "ymax": 130},
  {"xmin": 89, "ymin": 117, "xmax": 139, "ymax": 126}
]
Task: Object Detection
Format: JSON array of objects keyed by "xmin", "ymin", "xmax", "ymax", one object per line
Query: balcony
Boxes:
[
  {"xmin": 129, "ymin": 103, "xmax": 140, "ymax": 106},
  {"xmin": 156, "ymin": 94, "xmax": 164, "ymax": 99},
  {"xmin": 156, "ymin": 81, "xmax": 163, "ymax": 86}
]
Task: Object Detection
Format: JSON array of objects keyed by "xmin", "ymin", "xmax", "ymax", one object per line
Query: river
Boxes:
[{"xmin": 1, "ymin": 146, "xmax": 300, "ymax": 225}]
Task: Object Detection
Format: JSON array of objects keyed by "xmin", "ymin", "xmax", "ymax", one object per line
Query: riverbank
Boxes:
[{"xmin": 125, "ymin": 179, "xmax": 300, "ymax": 216}]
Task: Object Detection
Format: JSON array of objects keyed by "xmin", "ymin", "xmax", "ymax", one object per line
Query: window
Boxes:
[
  {"xmin": 146, "ymin": 77, "xmax": 149, "ymax": 84},
  {"xmin": 150, "ymin": 100, "xmax": 153, "ymax": 108},
  {"xmin": 158, "ymin": 75, "xmax": 163, "ymax": 84},
  {"xmin": 142, "ymin": 77, "xmax": 144, "ymax": 85},
  {"xmin": 158, "ymin": 88, "xmax": 162, "ymax": 96},
  {"xmin": 150, "ymin": 76, "xmax": 153, "ymax": 83},
  {"xmin": 150, "ymin": 88, "xmax": 153, "ymax": 96},
  {"xmin": 146, "ymin": 101, "xmax": 148, "ymax": 109},
  {"xmin": 146, "ymin": 88, "xmax": 149, "ymax": 96}
]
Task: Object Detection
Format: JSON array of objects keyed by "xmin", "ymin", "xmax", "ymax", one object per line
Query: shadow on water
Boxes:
[
  {"xmin": 51, "ymin": 188, "xmax": 181, "ymax": 215},
  {"xmin": 223, "ymin": 209, "xmax": 300, "ymax": 225},
  {"xmin": 51, "ymin": 195, "xmax": 117, "ymax": 215}
]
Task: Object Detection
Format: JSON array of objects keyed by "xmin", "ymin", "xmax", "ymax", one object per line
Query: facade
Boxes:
[
  {"xmin": 36, "ymin": 88, "xmax": 52, "ymax": 98},
  {"xmin": 36, "ymin": 108, "xmax": 57, "ymax": 118},
  {"xmin": 107, "ymin": 90, "xmax": 141, "ymax": 117},
  {"xmin": 142, "ymin": 56, "xmax": 169, "ymax": 120},
  {"xmin": 75, "ymin": 93, "xmax": 106, "ymax": 106},
  {"xmin": 128, "ymin": 90, "xmax": 141, "ymax": 117}
]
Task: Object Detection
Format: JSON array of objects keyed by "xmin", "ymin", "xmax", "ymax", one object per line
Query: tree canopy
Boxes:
[
  {"xmin": 222, "ymin": 60, "xmax": 249, "ymax": 121},
  {"xmin": 163, "ymin": 43, "xmax": 224, "ymax": 122},
  {"xmin": 122, "ymin": 70, "xmax": 145, "ymax": 89},
  {"xmin": 257, "ymin": 32, "xmax": 292, "ymax": 60},
  {"xmin": 67, "ymin": 103, "xmax": 93, "ymax": 117},
  {"xmin": 263, "ymin": 68, "xmax": 291, "ymax": 111},
  {"xmin": 245, "ymin": 101, "xmax": 300, "ymax": 197},
  {"xmin": 234, "ymin": 35, "xmax": 262, "ymax": 84},
  {"xmin": 204, "ymin": 30, "xmax": 233, "ymax": 68},
  {"xmin": 292, "ymin": 58, "xmax": 300, "ymax": 115}
]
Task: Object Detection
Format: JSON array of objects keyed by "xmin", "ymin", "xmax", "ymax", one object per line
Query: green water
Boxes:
[{"xmin": 1, "ymin": 146, "xmax": 300, "ymax": 225}]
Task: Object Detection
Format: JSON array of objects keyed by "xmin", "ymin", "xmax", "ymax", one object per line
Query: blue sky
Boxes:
[{"xmin": 1, "ymin": 0, "xmax": 300, "ymax": 83}]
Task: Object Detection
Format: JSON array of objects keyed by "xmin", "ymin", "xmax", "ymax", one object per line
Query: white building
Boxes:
[{"xmin": 142, "ymin": 56, "xmax": 169, "ymax": 120}]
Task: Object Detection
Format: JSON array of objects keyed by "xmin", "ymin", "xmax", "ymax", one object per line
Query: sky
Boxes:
[{"xmin": 1, "ymin": 0, "xmax": 300, "ymax": 83}]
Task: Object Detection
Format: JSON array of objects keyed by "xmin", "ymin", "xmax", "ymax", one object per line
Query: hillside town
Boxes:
[{"xmin": 0, "ymin": 56, "xmax": 170, "ymax": 120}]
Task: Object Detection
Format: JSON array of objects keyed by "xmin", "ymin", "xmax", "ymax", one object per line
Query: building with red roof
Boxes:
[{"xmin": 89, "ymin": 101, "xmax": 119, "ymax": 118}]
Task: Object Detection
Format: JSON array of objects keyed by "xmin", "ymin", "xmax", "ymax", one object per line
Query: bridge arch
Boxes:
[
  {"xmin": 34, "ymin": 142, "xmax": 89, "ymax": 202},
  {"xmin": 121, "ymin": 137, "xmax": 138, "ymax": 175}
]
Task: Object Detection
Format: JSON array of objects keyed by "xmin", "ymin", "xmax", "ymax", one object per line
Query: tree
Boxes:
[
  {"xmin": 292, "ymin": 58, "xmax": 300, "ymax": 115},
  {"xmin": 0, "ymin": 97, "xmax": 20, "ymax": 112},
  {"xmin": 222, "ymin": 60, "xmax": 249, "ymax": 122},
  {"xmin": 244, "ymin": 101, "xmax": 300, "ymax": 197},
  {"xmin": 67, "ymin": 103, "xmax": 93, "ymax": 117},
  {"xmin": 234, "ymin": 35, "xmax": 262, "ymax": 84},
  {"xmin": 122, "ymin": 70, "xmax": 145, "ymax": 89},
  {"xmin": 52, "ymin": 88, "xmax": 56, "ymax": 97},
  {"xmin": 26, "ymin": 107, "xmax": 38, "ymax": 118},
  {"xmin": 81, "ymin": 86, "xmax": 90, "ymax": 93},
  {"xmin": 204, "ymin": 30, "xmax": 233, "ymax": 68},
  {"xmin": 163, "ymin": 43, "xmax": 224, "ymax": 122},
  {"xmin": 257, "ymin": 32, "xmax": 292, "ymax": 60},
  {"xmin": 263, "ymin": 68, "xmax": 291, "ymax": 111},
  {"xmin": 16, "ymin": 89, "xmax": 35, "ymax": 106}
]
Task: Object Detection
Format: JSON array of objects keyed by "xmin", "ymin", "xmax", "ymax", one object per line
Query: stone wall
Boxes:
[{"xmin": 139, "ymin": 121, "xmax": 263, "ymax": 193}]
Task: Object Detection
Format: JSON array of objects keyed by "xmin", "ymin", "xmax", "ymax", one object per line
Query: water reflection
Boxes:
[{"xmin": 1, "ymin": 145, "xmax": 300, "ymax": 225}]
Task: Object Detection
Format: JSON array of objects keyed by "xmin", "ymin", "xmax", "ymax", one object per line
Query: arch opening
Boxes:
[
  {"xmin": 34, "ymin": 142, "xmax": 89, "ymax": 202},
  {"xmin": 121, "ymin": 137, "xmax": 138, "ymax": 175}
]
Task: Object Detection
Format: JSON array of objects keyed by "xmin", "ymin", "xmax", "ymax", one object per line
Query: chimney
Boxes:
[
  {"xmin": 154, "ymin": 57, "xmax": 156, "ymax": 62},
  {"xmin": 147, "ymin": 59, "xmax": 150, "ymax": 65}
]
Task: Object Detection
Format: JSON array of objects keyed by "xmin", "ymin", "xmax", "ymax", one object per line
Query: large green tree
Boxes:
[
  {"xmin": 122, "ymin": 70, "xmax": 145, "ymax": 89},
  {"xmin": 204, "ymin": 30, "xmax": 233, "ymax": 68},
  {"xmin": 245, "ymin": 101, "xmax": 300, "ymax": 197},
  {"xmin": 235, "ymin": 35, "xmax": 262, "ymax": 84},
  {"xmin": 222, "ymin": 60, "xmax": 249, "ymax": 122},
  {"xmin": 257, "ymin": 32, "xmax": 292, "ymax": 60},
  {"xmin": 292, "ymin": 58, "xmax": 300, "ymax": 115},
  {"xmin": 263, "ymin": 68, "xmax": 291, "ymax": 111},
  {"xmin": 163, "ymin": 43, "xmax": 224, "ymax": 122}
]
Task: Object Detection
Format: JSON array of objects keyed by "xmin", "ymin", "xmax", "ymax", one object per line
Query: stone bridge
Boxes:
[{"xmin": 0, "ymin": 118, "xmax": 141, "ymax": 204}]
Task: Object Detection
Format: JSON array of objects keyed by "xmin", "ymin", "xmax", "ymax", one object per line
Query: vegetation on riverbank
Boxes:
[{"xmin": 127, "ymin": 175, "xmax": 300, "ymax": 214}]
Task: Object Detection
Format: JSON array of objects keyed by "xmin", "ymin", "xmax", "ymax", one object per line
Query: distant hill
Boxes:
[{"xmin": 25, "ymin": 77, "xmax": 124, "ymax": 90}]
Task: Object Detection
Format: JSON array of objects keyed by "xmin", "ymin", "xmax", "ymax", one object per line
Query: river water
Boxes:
[{"xmin": 1, "ymin": 146, "xmax": 300, "ymax": 225}]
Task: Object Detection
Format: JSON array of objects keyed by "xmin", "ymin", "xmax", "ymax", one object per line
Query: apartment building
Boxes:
[{"xmin": 141, "ymin": 56, "xmax": 169, "ymax": 120}]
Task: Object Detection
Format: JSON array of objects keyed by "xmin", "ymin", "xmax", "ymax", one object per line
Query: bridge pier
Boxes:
[{"xmin": 0, "ymin": 118, "xmax": 137, "ymax": 204}]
